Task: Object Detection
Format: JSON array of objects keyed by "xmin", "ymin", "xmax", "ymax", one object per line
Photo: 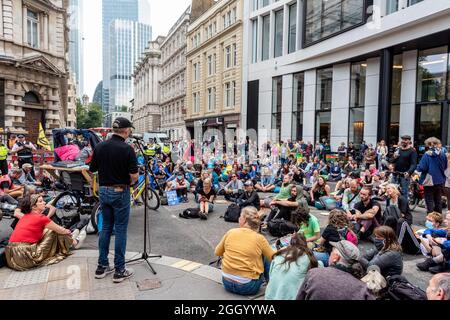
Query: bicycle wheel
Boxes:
[
  {"xmin": 141, "ymin": 187, "xmax": 160, "ymax": 210},
  {"xmin": 89, "ymin": 201, "xmax": 102, "ymax": 234}
]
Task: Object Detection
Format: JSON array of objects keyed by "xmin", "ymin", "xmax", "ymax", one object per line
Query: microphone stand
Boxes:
[{"xmin": 126, "ymin": 137, "xmax": 161, "ymax": 274}]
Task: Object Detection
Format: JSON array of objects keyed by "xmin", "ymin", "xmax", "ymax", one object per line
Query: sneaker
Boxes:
[
  {"xmin": 74, "ymin": 229, "xmax": 87, "ymax": 249},
  {"xmin": 113, "ymin": 268, "xmax": 135, "ymax": 283},
  {"xmin": 429, "ymin": 263, "xmax": 447, "ymax": 274},
  {"xmin": 71, "ymin": 229, "xmax": 80, "ymax": 241},
  {"xmin": 416, "ymin": 258, "xmax": 437, "ymax": 271},
  {"xmin": 95, "ymin": 266, "xmax": 115, "ymax": 279}
]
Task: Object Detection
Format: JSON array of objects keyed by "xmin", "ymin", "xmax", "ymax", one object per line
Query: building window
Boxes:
[
  {"xmin": 27, "ymin": 9, "xmax": 39, "ymax": 48},
  {"xmin": 207, "ymin": 87, "xmax": 216, "ymax": 112},
  {"xmin": 231, "ymin": 7, "xmax": 237, "ymax": 23},
  {"xmin": 252, "ymin": 19, "xmax": 258, "ymax": 63},
  {"xmin": 316, "ymin": 68, "xmax": 333, "ymax": 111},
  {"xmin": 389, "ymin": 54, "xmax": 403, "ymax": 146},
  {"xmin": 232, "ymin": 43, "xmax": 237, "ymax": 67},
  {"xmin": 304, "ymin": 0, "xmax": 364, "ymax": 46},
  {"xmin": 262, "ymin": 15, "xmax": 270, "ymax": 61},
  {"xmin": 193, "ymin": 62, "xmax": 200, "ymax": 82},
  {"xmin": 272, "ymin": 77, "xmax": 282, "ymax": 142},
  {"xmin": 288, "ymin": 3, "xmax": 297, "ymax": 54},
  {"xmin": 348, "ymin": 62, "xmax": 366, "ymax": 146},
  {"xmin": 225, "ymin": 46, "xmax": 231, "ymax": 69},
  {"xmin": 208, "ymin": 55, "xmax": 213, "ymax": 76},
  {"xmin": 193, "ymin": 92, "xmax": 200, "ymax": 113},
  {"xmin": 224, "ymin": 82, "xmax": 236, "ymax": 108},
  {"xmin": 415, "ymin": 46, "xmax": 449, "ymax": 146},
  {"xmin": 292, "ymin": 72, "xmax": 304, "ymax": 141},
  {"xmin": 274, "ymin": 10, "xmax": 283, "ymax": 58}
]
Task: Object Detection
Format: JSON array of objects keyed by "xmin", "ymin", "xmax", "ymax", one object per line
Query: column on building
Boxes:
[
  {"xmin": 363, "ymin": 58, "xmax": 380, "ymax": 146},
  {"xmin": 330, "ymin": 63, "xmax": 351, "ymax": 151},
  {"xmin": 280, "ymin": 74, "xmax": 293, "ymax": 141},
  {"xmin": 399, "ymin": 50, "xmax": 418, "ymax": 143},
  {"xmin": 302, "ymin": 69, "xmax": 316, "ymax": 144},
  {"xmin": 258, "ymin": 77, "xmax": 272, "ymax": 144}
]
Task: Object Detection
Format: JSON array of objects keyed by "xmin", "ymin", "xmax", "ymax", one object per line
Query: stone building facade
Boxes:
[
  {"xmin": 185, "ymin": 0, "xmax": 243, "ymax": 139},
  {"xmin": 132, "ymin": 36, "xmax": 165, "ymax": 133},
  {"xmin": 0, "ymin": 0, "xmax": 71, "ymax": 144},
  {"xmin": 159, "ymin": 6, "xmax": 190, "ymax": 141}
]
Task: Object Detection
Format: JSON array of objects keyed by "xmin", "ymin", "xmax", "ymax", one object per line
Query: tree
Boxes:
[{"xmin": 76, "ymin": 102, "xmax": 104, "ymax": 129}]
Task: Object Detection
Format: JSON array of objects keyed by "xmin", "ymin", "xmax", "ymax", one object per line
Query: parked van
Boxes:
[{"xmin": 142, "ymin": 132, "xmax": 171, "ymax": 148}]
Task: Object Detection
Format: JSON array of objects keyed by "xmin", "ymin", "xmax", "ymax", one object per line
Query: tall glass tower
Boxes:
[
  {"xmin": 68, "ymin": 0, "xmax": 84, "ymax": 97},
  {"xmin": 109, "ymin": 20, "xmax": 152, "ymax": 112},
  {"xmin": 102, "ymin": 0, "xmax": 139, "ymax": 113}
]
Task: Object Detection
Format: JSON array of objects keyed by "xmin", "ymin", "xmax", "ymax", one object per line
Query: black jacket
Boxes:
[
  {"xmin": 386, "ymin": 196, "xmax": 412, "ymax": 225},
  {"xmin": 238, "ymin": 190, "xmax": 260, "ymax": 210},
  {"xmin": 360, "ymin": 249, "xmax": 403, "ymax": 278}
]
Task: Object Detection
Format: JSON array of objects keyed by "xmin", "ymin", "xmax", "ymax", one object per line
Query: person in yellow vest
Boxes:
[
  {"xmin": 143, "ymin": 141, "xmax": 156, "ymax": 158},
  {"xmin": 0, "ymin": 142, "xmax": 8, "ymax": 175},
  {"xmin": 162, "ymin": 142, "xmax": 171, "ymax": 162}
]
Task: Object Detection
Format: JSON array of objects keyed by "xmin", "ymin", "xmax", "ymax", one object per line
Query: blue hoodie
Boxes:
[{"xmin": 418, "ymin": 148, "xmax": 447, "ymax": 186}]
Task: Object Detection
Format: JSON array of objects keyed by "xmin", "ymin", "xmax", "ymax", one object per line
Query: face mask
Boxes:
[
  {"xmin": 425, "ymin": 220, "xmax": 434, "ymax": 229},
  {"xmin": 177, "ymin": 176, "xmax": 183, "ymax": 180},
  {"xmin": 374, "ymin": 239, "xmax": 385, "ymax": 251}
]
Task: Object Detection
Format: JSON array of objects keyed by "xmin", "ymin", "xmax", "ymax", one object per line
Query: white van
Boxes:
[{"xmin": 142, "ymin": 132, "xmax": 171, "ymax": 148}]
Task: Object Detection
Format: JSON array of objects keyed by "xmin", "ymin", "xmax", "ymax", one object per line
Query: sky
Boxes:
[{"xmin": 82, "ymin": 0, "xmax": 191, "ymax": 99}]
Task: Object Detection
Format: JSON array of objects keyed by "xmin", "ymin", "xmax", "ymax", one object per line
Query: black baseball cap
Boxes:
[{"xmin": 112, "ymin": 117, "xmax": 134, "ymax": 129}]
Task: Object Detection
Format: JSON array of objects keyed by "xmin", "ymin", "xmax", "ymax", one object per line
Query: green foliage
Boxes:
[{"xmin": 76, "ymin": 101, "xmax": 104, "ymax": 129}]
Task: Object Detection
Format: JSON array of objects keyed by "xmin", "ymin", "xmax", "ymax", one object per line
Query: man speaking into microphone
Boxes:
[{"xmin": 89, "ymin": 117, "xmax": 139, "ymax": 283}]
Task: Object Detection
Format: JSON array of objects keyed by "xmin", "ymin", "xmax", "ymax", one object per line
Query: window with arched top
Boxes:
[{"xmin": 23, "ymin": 91, "xmax": 40, "ymax": 104}]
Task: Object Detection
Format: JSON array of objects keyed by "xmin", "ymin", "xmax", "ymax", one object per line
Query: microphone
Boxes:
[{"xmin": 131, "ymin": 134, "xmax": 144, "ymax": 140}]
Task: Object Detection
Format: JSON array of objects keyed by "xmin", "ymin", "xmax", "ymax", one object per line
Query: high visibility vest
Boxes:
[
  {"xmin": 0, "ymin": 146, "xmax": 8, "ymax": 161},
  {"xmin": 163, "ymin": 145, "xmax": 171, "ymax": 154},
  {"xmin": 144, "ymin": 145, "xmax": 156, "ymax": 156}
]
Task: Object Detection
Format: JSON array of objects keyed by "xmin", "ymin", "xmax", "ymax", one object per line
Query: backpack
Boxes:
[
  {"xmin": 386, "ymin": 275, "xmax": 427, "ymax": 300},
  {"xmin": 268, "ymin": 219, "xmax": 299, "ymax": 238},
  {"xmin": 179, "ymin": 208, "xmax": 200, "ymax": 219},
  {"xmin": 223, "ymin": 203, "xmax": 241, "ymax": 223},
  {"xmin": 382, "ymin": 205, "xmax": 401, "ymax": 229},
  {"xmin": 338, "ymin": 227, "xmax": 359, "ymax": 246},
  {"xmin": 319, "ymin": 196, "xmax": 337, "ymax": 211},
  {"xmin": 397, "ymin": 220, "xmax": 420, "ymax": 255}
]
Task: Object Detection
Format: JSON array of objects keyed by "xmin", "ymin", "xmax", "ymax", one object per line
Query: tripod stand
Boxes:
[{"xmin": 126, "ymin": 138, "xmax": 161, "ymax": 274}]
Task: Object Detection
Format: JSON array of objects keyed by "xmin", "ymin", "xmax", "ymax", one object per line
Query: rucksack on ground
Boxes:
[
  {"xmin": 338, "ymin": 227, "xmax": 358, "ymax": 246},
  {"xmin": 179, "ymin": 208, "xmax": 200, "ymax": 219},
  {"xmin": 268, "ymin": 219, "xmax": 299, "ymax": 238},
  {"xmin": 319, "ymin": 196, "xmax": 338, "ymax": 211},
  {"xmin": 385, "ymin": 275, "xmax": 427, "ymax": 300},
  {"xmin": 223, "ymin": 203, "xmax": 241, "ymax": 223}
]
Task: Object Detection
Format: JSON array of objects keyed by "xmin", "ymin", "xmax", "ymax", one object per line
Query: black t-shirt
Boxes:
[
  {"xmin": 292, "ymin": 172, "xmax": 304, "ymax": 184},
  {"xmin": 89, "ymin": 135, "xmax": 138, "ymax": 186},
  {"xmin": 322, "ymin": 225, "xmax": 341, "ymax": 253},
  {"xmin": 199, "ymin": 188, "xmax": 216, "ymax": 202},
  {"xmin": 354, "ymin": 199, "xmax": 381, "ymax": 223}
]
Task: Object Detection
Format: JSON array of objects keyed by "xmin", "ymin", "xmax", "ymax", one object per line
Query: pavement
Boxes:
[{"xmin": 0, "ymin": 190, "xmax": 442, "ymax": 299}]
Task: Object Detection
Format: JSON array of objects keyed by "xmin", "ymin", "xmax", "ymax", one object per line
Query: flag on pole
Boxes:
[{"xmin": 37, "ymin": 122, "xmax": 51, "ymax": 151}]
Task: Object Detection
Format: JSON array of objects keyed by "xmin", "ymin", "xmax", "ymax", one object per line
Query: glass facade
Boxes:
[
  {"xmin": 272, "ymin": 77, "xmax": 282, "ymax": 142},
  {"xmin": 252, "ymin": 19, "xmax": 258, "ymax": 63},
  {"xmin": 274, "ymin": 10, "xmax": 284, "ymax": 58},
  {"xmin": 349, "ymin": 62, "xmax": 366, "ymax": 145},
  {"xmin": 262, "ymin": 15, "xmax": 270, "ymax": 61},
  {"xmin": 304, "ymin": 0, "xmax": 364, "ymax": 46},
  {"xmin": 288, "ymin": 3, "xmax": 297, "ymax": 54},
  {"xmin": 316, "ymin": 68, "xmax": 333, "ymax": 143},
  {"xmin": 416, "ymin": 46, "xmax": 449, "ymax": 146},
  {"xmin": 292, "ymin": 73, "xmax": 304, "ymax": 141},
  {"xmin": 389, "ymin": 54, "xmax": 403, "ymax": 146}
]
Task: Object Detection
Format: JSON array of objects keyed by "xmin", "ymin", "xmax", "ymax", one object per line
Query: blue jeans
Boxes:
[
  {"xmin": 222, "ymin": 258, "xmax": 270, "ymax": 296},
  {"xmin": 397, "ymin": 175, "xmax": 410, "ymax": 201},
  {"xmin": 98, "ymin": 186, "xmax": 131, "ymax": 273},
  {"xmin": 313, "ymin": 251, "xmax": 329, "ymax": 267}
]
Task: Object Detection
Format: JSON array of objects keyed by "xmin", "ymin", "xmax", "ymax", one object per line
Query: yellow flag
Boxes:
[{"xmin": 37, "ymin": 122, "xmax": 51, "ymax": 151}]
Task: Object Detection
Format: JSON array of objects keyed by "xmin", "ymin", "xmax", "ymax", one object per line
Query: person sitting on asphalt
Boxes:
[
  {"xmin": 351, "ymin": 187, "xmax": 382, "ymax": 240},
  {"xmin": 385, "ymin": 183, "xmax": 413, "ymax": 226},
  {"xmin": 360, "ymin": 226, "xmax": 403, "ymax": 278},
  {"xmin": 194, "ymin": 171, "xmax": 211, "ymax": 202},
  {"xmin": 418, "ymin": 212, "xmax": 445, "ymax": 259},
  {"xmin": 5, "ymin": 194, "xmax": 85, "ymax": 271},
  {"xmin": 262, "ymin": 185, "xmax": 304, "ymax": 229},
  {"xmin": 426, "ymin": 273, "xmax": 450, "ymax": 300},
  {"xmin": 18, "ymin": 163, "xmax": 41, "ymax": 186},
  {"xmin": 265, "ymin": 233, "xmax": 322, "ymax": 300},
  {"xmin": 296, "ymin": 205, "xmax": 321, "ymax": 247},
  {"xmin": 197, "ymin": 178, "xmax": 216, "ymax": 220},
  {"xmin": 291, "ymin": 166, "xmax": 304, "ymax": 185},
  {"xmin": 417, "ymin": 213, "xmax": 450, "ymax": 274},
  {"xmin": 328, "ymin": 162, "xmax": 342, "ymax": 182},
  {"xmin": 223, "ymin": 173, "xmax": 244, "ymax": 202},
  {"xmin": 0, "ymin": 169, "xmax": 24, "ymax": 199},
  {"xmin": 313, "ymin": 209, "xmax": 352, "ymax": 267},
  {"xmin": 215, "ymin": 206, "xmax": 275, "ymax": 296},
  {"xmin": 237, "ymin": 180, "xmax": 261, "ymax": 210},
  {"xmin": 297, "ymin": 240, "xmax": 374, "ymax": 300},
  {"xmin": 342, "ymin": 180, "xmax": 361, "ymax": 218},
  {"xmin": 255, "ymin": 165, "xmax": 276, "ymax": 193},
  {"xmin": 166, "ymin": 170, "xmax": 189, "ymax": 203},
  {"xmin": 309, "ymin": 170, "xmax": 320, "ymax": 186},
  {"xmin": 310, "ymin": 176, "xmax": 331, "ymax": 206},
  {"xmin": 318, "ymin": 160, "xmax": 329, "ymax": 176}
]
